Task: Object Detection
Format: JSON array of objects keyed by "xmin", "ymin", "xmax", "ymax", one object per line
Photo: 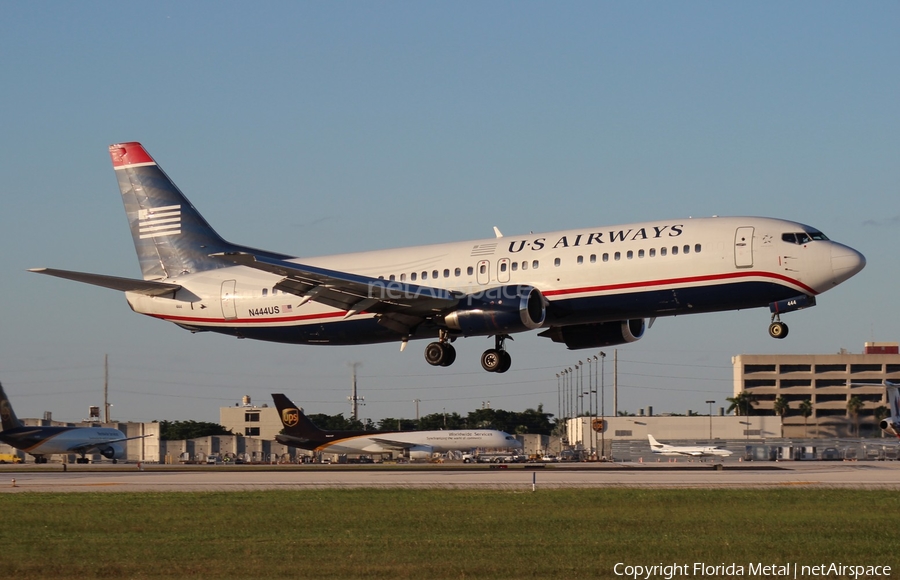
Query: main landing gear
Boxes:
[
  {"xmin": 424, "ymin": 330, "xmax": 457, "ymax": 367},
  {"xmin": 768, "ymin": 314, "xmax": 789, "ymax": 339},
  {"xmin": 423, "ymin": 332, "xmax": 513, "ymax": 373},
  {"xmin": 480, "ymin": 334, "xmax": 512, "ymax": 374}
]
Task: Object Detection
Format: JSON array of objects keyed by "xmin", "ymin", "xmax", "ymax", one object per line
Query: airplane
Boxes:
[
  {"xmin": 30, "ymin": 142, "xmax": 866, "ymax": 373},
  {"xmin": 272, "ymin": 393, "xmax": 522, "ymax": 460},
  {"xmin": 0, "ymin": 382, "xmax": 143, "ymax": 464},
  {"xmin": 876, "ymin": 380, "xmax": 900, "ymax": 438},
  {"xmin": 647, "ymin": 434, "xmax": 733, "ymax": 458}
]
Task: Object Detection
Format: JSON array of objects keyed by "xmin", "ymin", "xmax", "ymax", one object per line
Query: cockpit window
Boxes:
[{"xmin": 782, "ymin": 231, "xmax": 828, "ymax": 244}]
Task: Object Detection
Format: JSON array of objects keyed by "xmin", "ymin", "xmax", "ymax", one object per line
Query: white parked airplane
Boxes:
[
  {"xmin": 30, "ymin": 142, "xmax": 866, "ymax": 373},
  {"xmin": 647, "ymin": 434, "xmax": 733, "ymax": 457},
  {"xmin": 0, "ymin": 382, "xmax": 142, "ymax": 464},
  {"xmin": 272, "ymin": 394, "xmax": 521, "ymax": 459},
  {"xmin": 877, "ymin": 380, "xmax": 900, "ymax": 438}
]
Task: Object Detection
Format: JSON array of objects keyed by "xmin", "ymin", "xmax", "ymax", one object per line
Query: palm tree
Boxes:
[
  {"xmin": 772, "ymin": 396, "xmax": 789, "ymax": 438},
  {"xmin": 726, "ymin": 391, "xmax": 758, "ymax": 416},
  {"xmin": 798, "ymin": 399, "xmax": 813, "ymax": 438},
  {"xmin": 846, "ymin": 396, "xmax": 864, "ymax": 437}
]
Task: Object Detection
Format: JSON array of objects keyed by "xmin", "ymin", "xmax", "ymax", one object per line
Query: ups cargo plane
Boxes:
[{"xmin": 30, "ymin": 143, "xmax": 865, "ymax": 373}]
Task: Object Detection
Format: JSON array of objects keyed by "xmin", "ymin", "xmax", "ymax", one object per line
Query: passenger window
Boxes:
[
  {"xmin": 432, "ymin": 270, "xmax": 439, "ymax": 279},
  {"xmin": 521, "ymin": 261, "xmax": 528, "ymax": 271},
  {"xmin": 411, "ymin": 273, "xmax": 417, "ymax": 281},
  {"xmin": 532, "ymin": 260, "xmax": 539, "ymax": 269},
  {"xmin": 421, "ymin": 271, "xmax": 428, "ymax": 280},
  {"xmin": 672, "ymin": 246, "xmax": 678, "ymax": 255},
  {"xmin": 389, "ymin": 275, "xmax": 396, "ymax": 281},
  {"xmin": 443, "ymin": 269, "xmax": 450, "ymax": 278},
  {"xmin": 500, "ymin": 262, "xmax": 507, "ymax": 272},
  {"xmin": 454, "ymin": 268, "xmax": 461, "ymax": 276},
  {"xmin": 262, "ymin": 288, "xmax": 268, "ymax": 297},
  {"xmin": 554, "ymin": 258, "xmax": 561, "ymax": 267},
  {"xmin": 273, "ymin": 288, "xmax": 278, "ymax": 295},
  {"xmin": 467, "ymin": 266, "xmax": 474, "ymax": 276},
  {"xmin": 694, "ymin": 244, "xmax": 701, "ymax": 253},
  {"xmin": 479, "ymin": 264, "xmax": 487, "ymax": 274},
  {"xmin": 638, "ymin": 249, "xmax": 644, "ymax": 258},
  {"xmin": 683, "ymin": 245, "xmax": 689, "ymax": 254},
  {"xmin": 577, "ymin": 256, "xmax": 583, "ymax": 265},
  {"xmin": 661, "ymin": 247, "xmax": 667, "ymax": 256},
  {"xmin": 627, "ymin": 250, "xmax": 633, "ymax": 259},
  {"xmin": 602, "ymin": 253, "xmax": 609, "ymax": 262},
  {"xmin": 614, "ymin": 252, "xmax": 621, "ymax": 261},
  {"xmin": 511, "ymin": 262, "xmax": 518, "ymax": 272},
  {"xmin": 590, "ymin": 254, "xmax": 596, "ymax": 263},
  {"xmin": 650, "ymin": 248, "xmax": 656, "ymax": 257},
  {"xmin": 400, "ymin": 273, "xmax": 407, "ymax": 281}
]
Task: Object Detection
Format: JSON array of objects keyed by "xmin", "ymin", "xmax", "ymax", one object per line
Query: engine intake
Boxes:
[
  {"xmin": 408, "ymin": 445, "xmax": 435, "ymax": 461},
  {"xmin": 443, "ymin": 285, "xmax": 546, "ymax": 336},
  {"xmin": 538, "ymin": 319, "xmax": 646, "ymax": 350},
  {"xmin": 99, "ymin": 443, "xmax": 125, "ymax": 460}
]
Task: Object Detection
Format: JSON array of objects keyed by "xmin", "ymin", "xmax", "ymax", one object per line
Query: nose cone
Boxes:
[{"xmin": 831, "ymin": 243, "xmax": 866, "ymax": 285}]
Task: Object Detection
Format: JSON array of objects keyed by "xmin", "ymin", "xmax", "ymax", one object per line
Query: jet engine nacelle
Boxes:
[
  {"xmin": 442, "ymin": 285, "xmax": 546, "ymax": 335},
  {"xmin": 879, "ymin": 417, "xmax": 899, "ymax": 438},
  {"xmin": 408, "ymin": 445, "xmax": 435, "ymax": 461},
  {"xmin": 99, "ymin": 443, "xmax": 125, "ymax": 460},
  {"xmin": 538, "ymin": 319, "xmax": 646, "ymax": 350}
]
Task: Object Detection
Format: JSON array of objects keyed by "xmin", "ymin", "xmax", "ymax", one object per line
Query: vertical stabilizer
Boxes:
[
  {"xmin": 109, "ymin": 142, "xmax": 237, "ymax": 280},
  {"xmin": 271, "ymin": 394, "xmax": 325, "ymax": 437},
  {"xmin": 0, "ymin": 383, "xmax": 24, "ymax": 431}
]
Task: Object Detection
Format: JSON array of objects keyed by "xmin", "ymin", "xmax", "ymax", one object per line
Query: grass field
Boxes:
[{"xmin": 0, "ymin": 489, "xmax": 897, "ymax": 579}]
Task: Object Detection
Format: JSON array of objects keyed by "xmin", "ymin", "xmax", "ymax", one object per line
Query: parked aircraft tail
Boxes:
[
  {"xmin": 271, "ymin": 393, "xmax": 324, "ymax": 438},
  {"xmin": 881, "ymin": 380, "xmax": 900, "ymax": 438},
  {"xmin": 647, "ymin": 434, "xmax": 664, "ymax": 449},
  {"xmin": 0, "ymin": 382, "xmax": 24, "ymax": 432}
]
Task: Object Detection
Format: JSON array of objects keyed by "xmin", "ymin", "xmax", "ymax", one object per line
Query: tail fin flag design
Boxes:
[
  {"xmin": 0, "ymin": 382, "xmax": 24, "ymax": 432},
  {"xmin": 109, "ymin": 142, "xmax": 235, "ymax": 281}
]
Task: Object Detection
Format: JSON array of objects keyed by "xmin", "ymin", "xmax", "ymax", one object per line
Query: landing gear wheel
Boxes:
[
  {"xmin": 481, "ymin": 349, "xmax": 503, "ymax": 372},
  {"xmin": 496, "ymin": 351, "xmax": 512, "ymax": 374},
  {"xmin": 424, "ymin": 341, "xmax": 457, "ymax": 367},
  {"xmin": 768, "ymin": 321, "xmax": 789, "ymax": 339},
  {"xmin": 440, "ymin": 344, "xmax": 456, "ymax": 367}
]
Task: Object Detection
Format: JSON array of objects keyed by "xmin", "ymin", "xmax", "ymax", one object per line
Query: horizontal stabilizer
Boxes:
[{"xmin": 29, "ymin": 268, "xmax": 181, "ymax": 297}]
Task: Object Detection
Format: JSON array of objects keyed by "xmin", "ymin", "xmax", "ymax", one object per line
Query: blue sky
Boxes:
[{"xmin": 1, "ymin": 2, "xmax": 897, "ymax": 425}]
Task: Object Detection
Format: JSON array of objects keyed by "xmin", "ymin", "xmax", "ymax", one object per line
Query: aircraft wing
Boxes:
[
  {"xmin": 367, "ymin": 437, "xmax": 420, "ymax": 450},
  {"xmin": 213, "ymin": 252, "xmax": 463, "ymax": 333},
  {"xmin": 29, "ymin": 268, "xmax": 181, "ymax": 297},
  {"xmin": 65, "ymin": 435, "xmax": 149, "ymax": 454}
]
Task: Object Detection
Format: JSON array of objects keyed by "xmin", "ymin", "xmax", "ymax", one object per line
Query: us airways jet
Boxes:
[
  {"xmin": 647, "ymin": 434, "xmax": 733, "ymax": 458},
  {"xmin": 30, "ymin": 143, "xmax": 865, "ymax": 373},
  {"xmin": 0, "ymin": 382, "xmax": 141, "ymax": 464},
  {"xmin": 272, "ymin": 393, "xmax": 521, "ymax": 459}
]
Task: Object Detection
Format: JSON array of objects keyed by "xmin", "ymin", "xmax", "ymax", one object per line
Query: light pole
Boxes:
[
  {"xmin": 599, "ymin": 351, "xmax": 606, "ymax": 460},
  {"xmin": 706, "ymin": 400, "xmax": 715, "ymax": 442},
  {"xmin": 414, "ymin": 399, "xmax": 421, "ymax": 428}
]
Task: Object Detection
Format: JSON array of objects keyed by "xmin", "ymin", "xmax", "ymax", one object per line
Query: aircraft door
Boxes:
[
  {"xmin": 497, "ymin": 258, "xmax": 510, "ymax": 283},
  {"xmin": 476, "ymin": 260, "xmax": 490, "ymax": 285},
  {"xmin": 734, "ymin": 227, "xmax": 754, "ymax": 268},
  {"xmin": 221, "ymin": 280, "xmax": 237, "ymax": 320}
]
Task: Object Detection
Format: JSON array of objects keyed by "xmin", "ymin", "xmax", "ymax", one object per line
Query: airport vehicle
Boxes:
[
  {"xmin": 0, "ymin": 453, "xmax": 22, "ymax": 464},
  {"xmin": 0, "ymin": 382, "xmax": 143, "ymax": 464},
  {"xmin": 30, "ymin": 142, "xmax": 865, "ymax": 373},
  {"xmin": 272, "ymin": 393, "xmax": 521, "ymax": 460},
  {"xmin": 877, "ymin": 380, "xmax": 900, "ymax": 438},
  {"xmin": 647, "ymin": 434, "xmax": 733, "ymax": 458}
]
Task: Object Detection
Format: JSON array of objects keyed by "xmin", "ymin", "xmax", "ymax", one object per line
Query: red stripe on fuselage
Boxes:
[{"xmin": 146, "ymin": 270, "xmax": 811, "ymax": 326}]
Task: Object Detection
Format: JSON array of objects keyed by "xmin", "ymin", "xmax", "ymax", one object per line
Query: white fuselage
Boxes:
[
  {"xmin": 123, "ymin": 216, "xmax": 864, "ymax": 344},
  {"xmin": 312, "ymin": 430, "xmax": 521, "ymax": 455},
  {"xmin": 4, "ymin": 427, "xmax": 126, "ymax": 457}
]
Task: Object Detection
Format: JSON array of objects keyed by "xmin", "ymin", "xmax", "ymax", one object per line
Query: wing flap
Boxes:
[{"xmin": 213, "ymin": 252, "xmax": 462, "ymax": 316}]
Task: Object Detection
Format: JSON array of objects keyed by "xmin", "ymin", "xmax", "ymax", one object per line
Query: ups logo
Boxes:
[{"xmin": 282, "ymin": 408, "xmax": 300, "ymax": 428}]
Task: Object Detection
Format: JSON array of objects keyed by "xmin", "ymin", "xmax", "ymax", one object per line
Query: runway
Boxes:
[{"xmin": 3, "ymin": 462, "xmax": 900, "ymax": 492}]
